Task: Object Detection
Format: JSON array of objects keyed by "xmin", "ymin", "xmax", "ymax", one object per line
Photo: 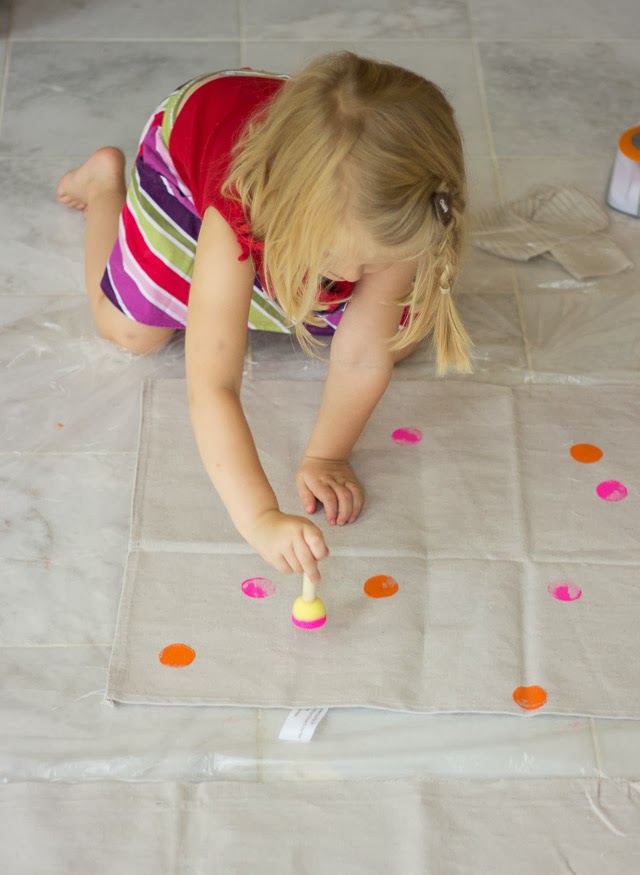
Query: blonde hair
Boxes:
[{"xmin": 223, "ymin": 52, "xmax": 472, "ymax": 374}]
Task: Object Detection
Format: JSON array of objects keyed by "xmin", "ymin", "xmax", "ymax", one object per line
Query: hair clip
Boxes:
[{"xmin": 432, "ymin": 191, "xmax": 453, "ymax": 227}]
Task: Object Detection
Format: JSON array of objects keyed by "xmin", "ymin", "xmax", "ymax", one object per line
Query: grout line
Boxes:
[
  {"xmin": 237, "ymin": 0, "xmax": 247, "ymax": 67},
  {"xmin": 0, "ymin": 153, "xmax": 620, "ymax": 162},
  {"xmin": 0, "ymin": 643, "xmax": 114, "ymax": 649},
  {"xmin": 469, "ymin": 36, "xmax": 504, "ymax": 206},
  {"xmin": 0, "ymin": 451, "xmax": 136, "ymax": 458},
  {"xmin": 256, "ymin": 708, "xmax": 265, "ymax": 784},
  {"xmin": 245, "ymin": 331, "xmax": 254, "ymax": 377},
  {"xmin": 590, "ymin": 718, "xmax": 606, "ymax": 776},
  {"xmin": 6, "ymin": 36, "xmax": 640, "ymax": 45},
  {"xmin": 512, "ymin": 267, "xmax": 534, "ymax": 372},
  {"xmin": 10, "ymin": 36, "xmax": 244, "ymax": 44},
  {"xmin": 469, "ymin": 31, "xmax": 534, "ymax": 372},
  {"xmin": 240, "ymin": 37, "xmax": 640, "ymax": 45},
  {"xmin": 0, "ymin": 0, "xmax": 15, "ymax": 142}
]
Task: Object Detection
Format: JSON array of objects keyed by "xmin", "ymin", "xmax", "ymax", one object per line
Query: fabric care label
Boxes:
[{"xmin": 278, "ymin": 708, "xmax": 329, "ymax": 743}]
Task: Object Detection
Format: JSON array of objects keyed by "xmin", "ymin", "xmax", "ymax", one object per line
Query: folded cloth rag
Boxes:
[{"xmin": 471, "ymin": 186, "xmax": 633, "ymax": 279}]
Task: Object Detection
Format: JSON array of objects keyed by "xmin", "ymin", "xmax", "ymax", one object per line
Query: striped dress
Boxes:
[{"xmin": 100, "ymin": 70, "xmax": 353, "ymax": 335}]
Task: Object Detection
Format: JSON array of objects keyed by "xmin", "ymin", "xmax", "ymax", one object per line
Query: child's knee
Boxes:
[
  {"xmin": 102, "ymin": 324, "xmax": 174, "ymax": 355},
  {"xmin": 94, "ymin": 305, "xmax": 174, "ymax": 354}
]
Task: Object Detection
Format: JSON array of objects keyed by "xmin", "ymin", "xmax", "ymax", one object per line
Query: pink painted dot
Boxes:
[
  {"xmin": 241, "ymin": 577, "xmax": 276, "ymax": 599},
  {"xmin": 596, "ymin": 480, "xmax": 628, "ymax": 502},
  {"xmin": 547, "ymin": 580, "xmax": 582, "ymax": 602},
  {"xmin": 391, "ymin": 427, "xmax": 423, "ymax": 446}
]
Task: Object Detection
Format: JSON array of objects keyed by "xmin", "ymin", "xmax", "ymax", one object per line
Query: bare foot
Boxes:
[{"xmin": 56, "ymin": 146, "xmax": 126, "ymax": 211}]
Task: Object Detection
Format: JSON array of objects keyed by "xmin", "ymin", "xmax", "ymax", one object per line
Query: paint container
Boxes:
[{"xmin": 606, "ymin": 124, "xmax": 640, "ymax": 217}]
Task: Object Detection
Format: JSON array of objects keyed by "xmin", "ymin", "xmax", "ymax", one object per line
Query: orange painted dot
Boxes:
[
  {"xmin": 159, "ymin": 643, "xmax": 196, "ymax": 667},
  {"xmin": 570, "ymin": 443, "xmax": 603, "ymax": 464},
  {"xmin": 364, "ymin": 575, "xmax": 399, "ymax": 599},
  {"xmin": 57, "ymin": 422, "xmax": 65, "ymax": 428},
  {"xmin": 512, "ymin": 685, "xmax": 547, "ymax": 711}
]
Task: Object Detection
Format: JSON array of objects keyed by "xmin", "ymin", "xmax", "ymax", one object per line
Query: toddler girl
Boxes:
[{"xmin": 56, "ymin": 52, "xmax": 472, "ymax": 585}]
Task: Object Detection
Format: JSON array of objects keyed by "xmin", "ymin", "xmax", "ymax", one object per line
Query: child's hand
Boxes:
[
  {"xmin": 296, "ymin": 456, "xmax": 364, "ymax": 526},
  {"xmin": 247, "ymin": 509, "xmax": 328, "ymax": 584}
]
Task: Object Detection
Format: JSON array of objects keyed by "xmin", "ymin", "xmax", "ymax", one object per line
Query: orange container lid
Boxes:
[{"xmin": 619, "ymin": 125, "xmax": 640, "ymax": 160}]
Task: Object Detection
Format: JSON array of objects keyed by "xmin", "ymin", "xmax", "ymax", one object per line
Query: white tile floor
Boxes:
[{"xmin": 1, "ymin": 0, "xmax": 640, "ymax": 788}]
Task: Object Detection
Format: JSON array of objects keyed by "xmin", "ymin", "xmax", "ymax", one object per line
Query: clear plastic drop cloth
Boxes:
[{"xmin": 2, "ymin": 272, "xmax": 640, "ymax": 784}]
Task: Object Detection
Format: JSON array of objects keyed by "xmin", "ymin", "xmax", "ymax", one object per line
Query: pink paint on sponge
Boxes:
[{"xmin": 292, "ymin": 614, "xmax": 327, "ymax": 630}]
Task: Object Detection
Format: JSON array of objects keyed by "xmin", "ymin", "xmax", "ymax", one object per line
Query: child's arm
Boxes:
[
  {"xmin": 186, "ymin": 207, "xmax": 328, "ymax": 582},
  {"xmin": 297, "ymin": 260, "xmax": 417, "ymax": 526}
]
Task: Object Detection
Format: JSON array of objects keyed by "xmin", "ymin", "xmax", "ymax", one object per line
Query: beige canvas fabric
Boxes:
[
  {"xmin": 2, "ymin": 779, "xmax": 639, "ymax": 874},
  {"xmin": 472, "ymin": 186, "xmax": 633, "ymax": 278},
  {"xmin": 106, "ymin": 379, "xmax": 640, "ymax": 716}
]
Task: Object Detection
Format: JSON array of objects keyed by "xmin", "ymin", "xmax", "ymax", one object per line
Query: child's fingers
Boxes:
[
  {"xmin": 288, "ymin": 541, "xmax": 320, "ymax": 584},
  {"xmin": 346, "ymin": 481, "xmax": 364, "ymax": 522},
  {"xmin": 313, "ymin": 484, "xmax": 339, "ymax": 526},
  {"xmin": 267, "ymin": 552, "xmax": 296, "ymax": 576},
  {"xmin": 302, "ymin": 556, "xmax": 321, "ymax": 585},
  {"xmin": 296, "ymin": 480, "xmax": 317, "ymax": 515},
  {"xmin": 301, "ymin": 523, "xmax": 329, "ymax": 562},
  {"xmin": 306, "ymin": 534, "xmax": 329, "ymax": 563},
  {"xmin": 333, "ymin": 482, "xmax": 355, "ymax": 526},
  {"xmin": 282, "ymin": 549, "xmax": 305, "ymax": 576}
]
